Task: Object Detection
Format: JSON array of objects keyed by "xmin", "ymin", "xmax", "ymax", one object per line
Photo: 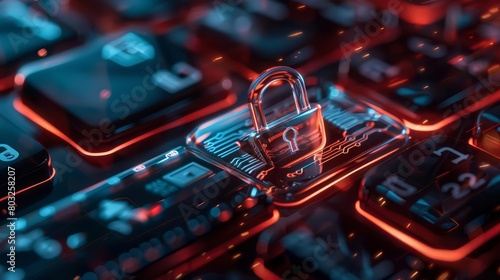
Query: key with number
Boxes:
[{"xmin": 358, "ymin": 136, "xmax": 500, "ymax": 264}]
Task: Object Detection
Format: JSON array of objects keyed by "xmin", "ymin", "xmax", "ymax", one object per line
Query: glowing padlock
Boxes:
[{"xmin": 247, "ymin": 66, "xmax": 326, "ymax": 167}]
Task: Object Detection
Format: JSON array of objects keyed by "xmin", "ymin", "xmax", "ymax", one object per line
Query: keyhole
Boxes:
[{"xmin": 283, "ymin": 127, "xmax": 299, "ymax": 153}]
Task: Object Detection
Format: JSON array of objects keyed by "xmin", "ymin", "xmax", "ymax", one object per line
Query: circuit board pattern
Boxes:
[{"xmin": 188, "ymin": 91, "xmax": 408, "ymax": 204}]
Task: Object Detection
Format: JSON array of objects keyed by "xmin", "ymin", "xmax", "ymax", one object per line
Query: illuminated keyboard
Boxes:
[{"xmin": 0, "ymin": 1, "xmax": 499, "ymax": 279}]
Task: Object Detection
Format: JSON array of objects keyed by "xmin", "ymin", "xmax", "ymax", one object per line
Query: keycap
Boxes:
[
  {"xmin": 344, "ymin": 35, "xmax": 500, "ymax": 130},
  {"xmin": 16, "ymin": 28, "xmax": 236, "ymax": 157},
  {"xmin": 358, "ymin": 136, "xmax": 500, "ymax": 263},
  {"xmin": 0, "ymin": 0, "xmax": 79, "ymax": 90},
  {"xmin": 257, "ymin": 206, "xmax": 453, "ymax": 280},
  {"xmin": 0, "ymin": 147, "xmax": 277, "ymax": 279},
  {"xmin": 0, "ymin": 116, "xmax": 53, "ymax": 205},
  {"xmin": 197, "ymin": 0, "xmax": 396, "ymax": 73},
  {"xmin": 197, "ymin": 0, "xmax": 315, "ymax": 72}
]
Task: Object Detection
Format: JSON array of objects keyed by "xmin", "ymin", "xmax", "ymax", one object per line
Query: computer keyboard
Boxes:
[{"xmin": 0, "ymin": 0, "xmax": 499, "ymax": 279}]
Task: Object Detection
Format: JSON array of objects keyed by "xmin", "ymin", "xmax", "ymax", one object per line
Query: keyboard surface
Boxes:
[{"xmin": 0, "ymin": 0, "xmax": 499, "ymax": 279}]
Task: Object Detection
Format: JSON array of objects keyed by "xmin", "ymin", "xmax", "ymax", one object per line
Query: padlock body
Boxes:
[{"xmin": 249, "ymin": 104, "xmax": 326, "ymax": 167}]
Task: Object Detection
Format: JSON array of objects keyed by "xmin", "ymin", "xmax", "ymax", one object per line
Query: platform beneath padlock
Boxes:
[{"xmin": 187, "ymin": 87, "xmax": 409, "ymax": 206}]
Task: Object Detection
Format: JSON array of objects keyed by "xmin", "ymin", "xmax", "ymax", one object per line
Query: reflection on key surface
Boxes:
[
  {"xmin": 16, "ymin": 28, "xmax": 236, "ymax": 156},
  {"xmin": 359, "ymin": 137, "xmax": 500, "ymax": 260},
  {"xmin": 0, "ymin": 116, "xmax": 53, "ymax": 205}
]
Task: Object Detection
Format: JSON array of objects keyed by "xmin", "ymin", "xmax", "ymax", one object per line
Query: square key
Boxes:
[
  {"xmin": 345, "ymin": 34, "xmax": 500, "ymax": 131},
  {"xmin": 358, "ymin": 136, "xmax": 500, "ymax": 261},
  {"xmin": 197, "ymin": 1, "xmax": 315, "ymax": 72},
  {"xmin": 196, "ymin": 0, "xmax": 395, "ymax": 73},
  {"xmin": 16, "ymin": 28, "xmax": 235, "ymax": 157},
  {"xmin": 258, "ymin": 206, "xmax": 446, "ymax": 280}
]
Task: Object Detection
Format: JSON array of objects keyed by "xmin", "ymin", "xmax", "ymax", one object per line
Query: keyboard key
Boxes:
[
  {"xmin": 0, "ymin": 116, "xmax": 54, "ymax": 205},
  {"xmin": 197, "ymin": 0, "xmax": 395, "ymax": 73},
  {"xmin": 358, "ymin": 136, "xmax": 500, "ymax": 262},
  {"xmin": 197, "ymin": 0, "xmax": 315, "ymax": 72},
  {"xmin": 344, "ymin": 35, "xmax": 500, "ymax": 130},
  {"xmin": 15, "ymin": 28, "xmax": 236, "ymax": 157},
  {"xmin": 0, "ymin": 0, "xmax": 79, "ymax": 90},
  {"xmin": 0, "ymin": 147, "xmax": 277, "ymax": 279}
]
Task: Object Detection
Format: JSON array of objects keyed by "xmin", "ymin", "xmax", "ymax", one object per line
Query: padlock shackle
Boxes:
[{"xmin": 248, "ymin": 66, "xmax": 311, "ymax": 132}]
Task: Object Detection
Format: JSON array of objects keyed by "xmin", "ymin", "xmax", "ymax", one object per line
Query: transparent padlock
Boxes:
[{"xmin": 247, "ymin": 66, "xmax": 326, "ymax": 168}]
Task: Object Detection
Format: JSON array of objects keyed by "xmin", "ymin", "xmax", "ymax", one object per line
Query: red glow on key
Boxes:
[
  {"xmin": 355, "ymin": 201, "xmax": 500, "ymax": 262},
  {"xmin": 272, "ymin": 147, "xmax": 402, "ymax": 207},
  {"xmin": 144, "ymin": 210, "xmax": 280, "ymax": 279},
  {"xmin": 404, "ymin": 90, "xmax": 500, "ymax": 131},
  {"xmin": 218, "ymin": 210, "xmax": 232, "ymax": 223},
  {"xmin": 149, "ymin": 204, "xmax": 162, "ymax": 217},
  {"xmin": 252, "ymin": 258, "xmax": 281, "ymax": 280},
  {"xmin": 371, "ymin": 0, "xmax": 449, "ymax": 25},
  {"xmin": 468, "ymin": 138, "xmax": 500, "ymax": 159},
  {"xmin": 0, "ymin": 168, "xmax": 56, "ymax": 203},
  {"xmin": 13, "ymin": 92, "xmax": 237, "ymax": 157}
]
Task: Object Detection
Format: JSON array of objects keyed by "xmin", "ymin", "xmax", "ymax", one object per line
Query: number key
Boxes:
[{"xmin": 358, "ymin": 136, "xmax": 500, "ymax": 256}]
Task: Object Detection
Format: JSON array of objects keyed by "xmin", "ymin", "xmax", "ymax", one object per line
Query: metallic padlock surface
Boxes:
[{"xmin": 247, "ymin": 66, "xmax": 326, "ymax": 167}]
